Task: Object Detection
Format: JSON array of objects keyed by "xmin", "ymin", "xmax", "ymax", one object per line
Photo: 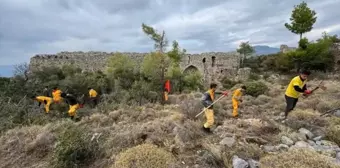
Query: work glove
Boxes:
[
  {"xmin": 222, "ymin": 91, "xmax": 228, "ymax": 96},
  {"xmin": 304, "ymin": 90, "xmax": 312, "ymax": 95}
]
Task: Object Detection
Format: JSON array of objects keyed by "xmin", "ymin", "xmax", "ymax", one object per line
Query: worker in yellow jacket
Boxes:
[
  {"xmin": 88, "ymin": 87, "xmax": 98, "ymax": 107},
  {"xmin": 284, "ymin": 69, "xmax": 311, "ymax": 119},
  {"xmin": 31, "ymin": 95, "xmax": 53, "ymax": 113},
  {"xmin": 61, "ymin": 93, "xmax": 80, "ymax": 120},
  {"xmin": 52, "ymin": 87, "xmax": 62, "ymax": 104},
  {"xmin": 201, "ymin": 83, "xmax": 228, "ymax": 133},
  {"xmin": 232, "ymin": 86, "xmax": 247, "ymax": 118}
]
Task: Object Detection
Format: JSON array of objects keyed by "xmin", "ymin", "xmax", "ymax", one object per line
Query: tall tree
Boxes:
[
  {"xmin": 167, "ymin": 40, "xmax": 186, "ymax": 66},
  {"xmin": 141, "ymin": 23, "xmax": 168, "ymax": 104},
  {"xmin": 285, "ymin": 1, "xmax": 317, "ymax": 40},
  {"xmin": 236, "ymin": 41, "xmax": 254, "ymax": 68}
]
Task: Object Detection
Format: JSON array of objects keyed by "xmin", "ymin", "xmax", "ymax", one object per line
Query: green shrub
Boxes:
[
  {"xmin": 114, "ymin": 143, "xmax": 176, "ymax": 168},
  {"xmin": 244, "ymin": 81, "xmax": 268, "ymax": 97},
  {"xmin": 183, "ymin": 71, "xmax": 203, "ymax": 91},
  {"xmin": 51, "ymin": 125, "xmax": 103, "ymax": 168},
  {"xmin": 221, "ymin": 77, "xmax": 238, "ymax": 89},
  {"xmin": 248, "ymin": 73, "xmax": 260, "ymax": 81},
  {"xmin": 260, "ymin": 148, "xmax": 339, "ymax": 168}
]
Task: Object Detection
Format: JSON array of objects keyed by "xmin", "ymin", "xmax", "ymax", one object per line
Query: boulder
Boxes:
[
  {"xmin": 298, "ymin": 128, "xmax": 314, "ymax": 139},
  {"xmin": 281, "ymin": 136, "xmax": 294, "ymax": 146},
  {"xmin": 248, "ymin": 159, "xmax": 260, "ymax": 168},
  {"xmin": 232, "ymin": 155, "xmax": 249, "ymax": 168},
  {"xmin": 219, "ymin": 136, "xmax": 236, "ymax": 147},
  {"xmin": 313, "ymin": 136, "xmax": 323, "ymax": 141},
  {"xmin": 337, "ymin": 152, "xmax": 340, "ymax": 161},
  {"xmin": 307, "ymin": 140, "xmax": 316, "ymax": 146},
  {"xmin": 276, "ymin": 144, "xmax": 289, "ymax": 151},
  {"xmin": 290, "ymin": 141, "xmax": 314, "ymax": 150},
  {"xmin": 289, "ymin": 132, "xmax": 307, "ymax": 142},
  {"xmin": 334, "ymin": 110, "xmax": 340, "ymax": 117},
  {"xmin": 262, "ymin": 145, "xmax": 277, "ymax": 153}
]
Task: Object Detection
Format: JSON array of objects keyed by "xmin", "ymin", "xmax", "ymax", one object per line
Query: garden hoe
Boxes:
[{"xmin": 195, "ymin": 94, "xmax": 226, "ymax": 118}]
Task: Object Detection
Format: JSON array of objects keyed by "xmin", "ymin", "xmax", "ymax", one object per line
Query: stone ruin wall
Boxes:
[
  {"xmin": 29, "ymin": 51, "xmax": 243, "ymax": 87},
  {"xmin": 29, "ymin": 51, "xmax": 147, "ymax": 72},
  {"xmin": 331, "ymin": 43, "xmax": 340, "ymax": 71},
  {"xmin": 280, "ymin": 44, "xmax": 297, "ymax": 53}
]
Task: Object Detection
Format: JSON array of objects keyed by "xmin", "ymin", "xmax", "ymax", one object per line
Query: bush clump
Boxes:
[
  {"xmin": 51, "ymin": 125, "xmax": 102, "ymax": 168},
  {"xmin": 260, "ymin": 148, "xmax": 340, "ymax": 168},
  {"xmin": 248, "ymin": 73, "xmax": 260, "ymax": 81},
  {"xmin": 244, "ymin": 81, "xmax": 268, "ymax": 97},
  {"xmin": 114, "ymin": 143, "xmax": 176, "ymax": 168},
  {"xmin": 326, "ymin": 117, "xmax": 340, "ymax": 145},
  {"xmin": 221, "ymin": 77, "xmax": 238, "ymax": 89}
]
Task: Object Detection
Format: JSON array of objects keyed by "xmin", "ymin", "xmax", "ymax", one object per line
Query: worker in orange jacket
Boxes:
[
  {"xmin": 232, "ymin": 86, "xmax": 247, "ymax": 118},
  {"xmin": 31, "ymin": 95, "xmax": 53, "ymax": 113},
  {"xmin": 52, "ymin": 87, "xmax": 62, "ymax": 104}
]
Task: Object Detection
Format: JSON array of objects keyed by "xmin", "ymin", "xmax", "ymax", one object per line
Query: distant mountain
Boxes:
[
  {"xmin": 0, "ymin": 65, "xmax": 15, "ymax": 77},
  {"xmin": 254, "ymin": 45, "xmax": 280, "ymax": 55}
]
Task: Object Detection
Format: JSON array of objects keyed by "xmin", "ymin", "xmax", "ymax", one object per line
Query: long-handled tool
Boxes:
[
  {"xmin": 320, "ymin": 107, "xmax": 340, "ymax": 117},
  {"xmin": 302, "ymin": 80, "xmax": 326, "ymax": 98},
  {"xmin": 195, "ymin": 94, "xmax": 226, "ymax": 118}
]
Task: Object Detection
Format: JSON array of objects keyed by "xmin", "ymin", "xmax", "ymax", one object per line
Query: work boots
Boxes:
[{"xmin": 202, "ymin": 126, "xmax": 212, "ymax": 134}]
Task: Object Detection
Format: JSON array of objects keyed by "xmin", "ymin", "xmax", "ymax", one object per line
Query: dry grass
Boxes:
[
  {"xmin": 287, "ymin": 109, "xmax": 327, "ymax": 129},
  {"xmin": 222, "ymin": 143, "xmax": 263, "ymax": 167},
  {"xmin": 260, "ymin": 148, "xmax": 340, "ymax": 168},
  {"xmin": 178, "ymin": 98, "xmax": 203, "ymax": 119},
  {"xmin": 0, "ymin": 125, "xmax": 51, "ymax": 168},
  {"xmin": 113, "ymin": 143, "xmax": 176, "ymax": 168},
  {"xmin": 326, "ymin": 117, "xmax": 340, "ymax": 145}
]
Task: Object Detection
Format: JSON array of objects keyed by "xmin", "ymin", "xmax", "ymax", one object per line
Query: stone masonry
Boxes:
[
  {"xmin": 29, "ymin": 51, "xmax": 242, "ymax": 85},
  {"xmin": 331, "ymin": 43, "xmax": 340, "ymax": 71},
  {"xmin": 280, "ymin": 44, "xmax": 297, "ymax": 53}
]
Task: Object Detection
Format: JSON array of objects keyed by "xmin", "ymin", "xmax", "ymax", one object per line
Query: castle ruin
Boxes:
[{"xmin": 29, "ymin": 51, "xmax": 242, "ymax": 85}]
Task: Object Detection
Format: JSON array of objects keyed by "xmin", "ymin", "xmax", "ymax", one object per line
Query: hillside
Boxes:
[
  {"xmin": 1, "ymin": 73, "xmax": 340, "ymax": 168},
  {"xmin": 254, "ymin": 46, "xmax": 280, "ymax": 55}
]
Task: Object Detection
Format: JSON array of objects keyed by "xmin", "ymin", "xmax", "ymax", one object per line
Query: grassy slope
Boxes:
[{"xmin": 1, "ymin": 77, "xmax": 340, "ymax": 168}]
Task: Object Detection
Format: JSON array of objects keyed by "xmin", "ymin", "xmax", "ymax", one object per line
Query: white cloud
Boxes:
[{"xmin": 0, "ymin": 0, "xmax": 339, "ymax": 66}]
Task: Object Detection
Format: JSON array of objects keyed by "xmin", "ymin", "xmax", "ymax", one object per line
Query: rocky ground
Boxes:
[{"xmin": 1, "ymin": 78, "xmax": 340, "ymax": 168}]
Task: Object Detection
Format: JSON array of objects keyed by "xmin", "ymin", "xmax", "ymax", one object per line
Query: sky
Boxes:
[{"xmin": 0, "ymin": 0, "xmax": 340, "ymax": 66}]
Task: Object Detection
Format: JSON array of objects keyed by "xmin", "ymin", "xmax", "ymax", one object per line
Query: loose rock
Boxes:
[
  {"xmin": 290, "ymin": 141, "xmax": 314, "ymax": 150},
  {"xmin": 313, "ymin": 136, "xmax": 323, "ymax": 141},
  {"xmin": 281, "ymin": 136, "xmax": 294, "ymax": 146},
  {"xmin": 248, "ymin": 159, "xmax": 260, "ymax": 168},
  {"xmin": 219, "ymin": 136, "xmax": 236, "ymax": 147},
  {"xmin": 262, "ymin": 145, "xmax": 277, "ymax": 153},
  {"xmin": 276, "ymin": 144, "xmax": 289, "ymax": 151},
  {"xmin": 232, "ymin": 155, "xmax": 249, "ymax": 168},
  {"xmin": 307, "ymin": 140, "xmax": 316, "ymax": 146},
  {"xmin": 289, "ymin": 132, "xmax": 307, "ymax": 142},
  {"xmin": 299, "ymin": 128, "xmax": 314, "ymax": 139}
]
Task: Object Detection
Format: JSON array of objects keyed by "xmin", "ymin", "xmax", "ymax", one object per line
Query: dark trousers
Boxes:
[{"xmin": 285, "ymin": 95, "xmax": 298, "ymax": 117}]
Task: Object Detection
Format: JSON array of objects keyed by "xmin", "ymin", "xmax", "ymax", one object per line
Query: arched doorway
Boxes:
[{"xmin": 183, "ymin": 65, "xmax": 199, "ymax": 74}]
